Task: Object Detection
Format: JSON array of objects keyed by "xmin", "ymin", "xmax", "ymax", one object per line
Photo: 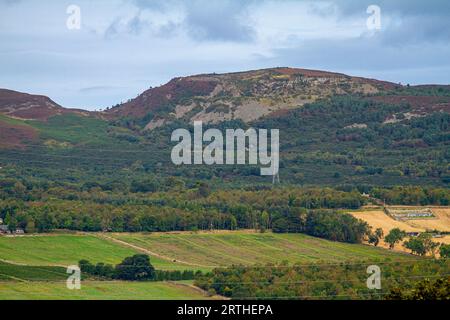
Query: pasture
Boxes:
[
  {"xmin": 0, "ymin": 280, "xmax": 211, "ymax": 300},
  {"xmin": 0, "ymin": 231, "xmax": 414, "ymax": 274},
  {"xmin": 109, "ymin": 230, "xmax": 413, "ymax": 268},
  {"xmin": 0, "ymin": 234, "xmax": 188, "ymax": 270},
  {"xmin": 0, "ymin": 230, "xmax": 425, "ymax": 300}
]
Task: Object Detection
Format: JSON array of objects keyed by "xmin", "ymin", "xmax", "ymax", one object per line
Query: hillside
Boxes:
[
  {"xmin": 105, "ymin": 67, "xmax": 402, "ymax": 130},
  {"xmin": 0, "ymin": 67, "xmax": 449, "ymax": 187},
  {"xmin": 0, "ymin": 231, "xmax": 429, "ymax": 300},
  {"xmin": 0, "ymin": 69, "xmax": 448, "ymax": 300},
  {"xmin": 0, "ymin": 231, "xmax": 414, "ymax": 271},
  {"xmin": 0, "ymin": 89, "xmax": 90, "ymax": 148},
  {"xmin": 0, "ymin": 89, "xmax": 88, "ymax": 121}
]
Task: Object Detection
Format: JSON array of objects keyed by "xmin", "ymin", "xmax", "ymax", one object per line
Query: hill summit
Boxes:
[
  {"xmin": 105, "ymin": 67, "xmax": 400, "ymax": 130},
  {"xmin": 0, "ymin": 89, "xmax": 87, "ymax": 121}
]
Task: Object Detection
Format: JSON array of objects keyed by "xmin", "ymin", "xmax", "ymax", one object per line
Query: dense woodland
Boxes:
[
  {"xmin": 0, "ymin": 184, "xmax": 448, "ymax": 246},
  {"xmin": 0, "ymin": 187, "xmax": 366, "ymax": 239},
  {"xmin": 195, "ymin": 259, "xmax": 450, "ymax": 300}
]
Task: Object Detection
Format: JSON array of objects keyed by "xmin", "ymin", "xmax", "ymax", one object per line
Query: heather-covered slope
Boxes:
[
  {"xmin": 105, "ymin": 67, "xmax": 401, "ymax": 130},
  {"xmin": 0, "ymin": 89, "xmax": 90, "ymax": 121},
  {"xmin": 0, "ymin": 67, "xmax": 448, "ymax": 187}
]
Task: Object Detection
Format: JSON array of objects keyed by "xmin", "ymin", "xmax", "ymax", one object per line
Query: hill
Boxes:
[
  {"xmin": 0, "ymin": 89, "xmax": 87, "ymax": 121},
  {"xmin": 0, "ymin": 89, "xmax": 91, "ymax": 148},
  {"xmin": 0, "ymin": 67, "xmax": 448, "ymax": 187},
  {"xmin": 104, "ymin": 67, "xmax": 402, "ymax": 129}
]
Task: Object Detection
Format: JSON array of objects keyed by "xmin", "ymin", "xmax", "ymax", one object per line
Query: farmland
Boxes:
[
  {"xmin": 349, "ymin": 207, "xmax": 450, "ymax": 249},
  {"xmin": 0, "ymin": 229, "xmax": 436, "ymax": 300},
  {"xmin": 108, "ymin": 230, "xmax": 414, "ymax": 268},
  {"xmin": 0, "ymin": 231, "xmax": 414, "ymax": 272},
  {"xmin": 0, "ymin": 259, "xmax": 213, "ymax": 300},
  {"xmin": 0, "ymin": 280, "xmax": 212, "ymax": 300},
  {"xmin": 0, "ymin": 234, "xmax": 192, "ymax": 271},
  {"xmin": 0, "ymin": 234, "xmax": 137, "ymax": 266},
  {"xmin": 0, "ymin": 261, "xmax": 67, "ymax": 281}
]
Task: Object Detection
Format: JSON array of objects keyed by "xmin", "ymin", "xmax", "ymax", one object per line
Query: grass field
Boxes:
[
  {"xmin": 0, "ymin": 260, "xmax": 214, "ymax": 300},
  {"xmin": 0, "ymin": 231, "xmax": 414, "ymax": 273},
  {"xmin": 0, "ymin": 261, "xmax": 67, "ymax": 282},
  {"xmin": 0, "ymin": 234, "xmax": 137, "ymax": 266},
  {"xmin": 109, "ymin": 231, "xmax": 414, "ymax": 268},
  {"xmin": 0, "ymin": 280, "xmax": 212, "ymax": 300},
  {"xmin": 0, "ymin": 231, "xmax": 425, "ymax": 300},
  {"xmin": 0, "ymin": 234, "xmax": 195, "ymax": 271}
]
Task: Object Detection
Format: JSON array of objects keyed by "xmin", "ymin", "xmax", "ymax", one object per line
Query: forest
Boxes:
[{"xmin": 195, "ymin": 259, "xmax": 450, "ymax": 300}]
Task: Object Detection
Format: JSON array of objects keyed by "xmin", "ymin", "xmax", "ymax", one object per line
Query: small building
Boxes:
[{"xmin": 15, "ymin": 228, "xmax": 25, "ymax": 234}]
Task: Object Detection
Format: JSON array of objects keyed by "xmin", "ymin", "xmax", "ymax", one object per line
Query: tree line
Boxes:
[
  {"xmin": 271, "ymin": 209, "xmax": 370, "ymax": 243},
  {"xmin": 370, "ymin": 186, "xmax": 449, "ymax": 206},
  {"xmin": 195, "ymin": 259, "xmax": 450, "ymax": 300},
  {"xmin": 79, "ymin": 255, "xmax": 201, "ymax": 281}
]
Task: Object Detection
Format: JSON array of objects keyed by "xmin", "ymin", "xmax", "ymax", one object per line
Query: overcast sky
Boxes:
[{"xmin": 1, "ymin": 0, "xmax": 449, "ymax": 110}]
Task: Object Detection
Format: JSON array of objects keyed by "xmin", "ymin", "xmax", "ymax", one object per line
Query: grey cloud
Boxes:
[
  {"xmin": 127, "ymin": 14, "xmax": 148, "ymax": 35},
  {"xmin": 104, "ymin": 12, "xmax": 151, "ymax": 38},
  {"xmin": 104, "ymin": 18, "xmax": 121, "ymax": 38},
  {"xmin": 155, "ymin": 21, "xmax": 180, "ymax": 37},
  {"xmin": 130, "ymin": 0, "xmax": 175, "ymax": 12},
  {"xmin": 0, "ymin": 0, "xmax": 22, "ymax": 6},
  {"xmin": 183, "ymin": 0, "xmax": 256, "ymax": 42},
  {"xmin": 265, "ymin": 34, "xmax": 450, "ymax": 83},
  {"xmin": 319, "ymin": 0, "xmax": 450, "ymax": 44},
  {"xmin": 332, "ymin": 0, "xmax": 450, "ymax": 16},
  {"xmin": 130, "ymin": 0, "xmax": 257, "ymax": 42},
  {"xmin": 380, "ymin": 14, "xmax": 450, "ymax": 46},
  {"xmin": 104, "ymin": 14, "xmax": 180, "ymax": 39}
]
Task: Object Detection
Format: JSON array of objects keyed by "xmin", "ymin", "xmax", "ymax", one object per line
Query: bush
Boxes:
[
  {"xmin": 79, "ymin": 256, "xmax": 200, "ymax": 281},
  {"xmin": 115, "ymin": 254, "xmax": 156, "ymax": 281}
]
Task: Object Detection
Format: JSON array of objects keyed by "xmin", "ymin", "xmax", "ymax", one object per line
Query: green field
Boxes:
[
  {"xmin": 110, "ymin": 231, "xmax": 414, "ymax": 268},
  {"xmin": 0, "ymin": 231, "xmax": 414, "ymax": 274},
  {"xmin": 0, "ymin": 260, "xmax": 212, "ymax": 300},
  {"xmin": 0, "ymin": 231, "xmax": 422, "ymax": 300},
  {"xmin": 27, "ymin": 114, "xmax": 113, "ymax": 145},
  {"xmin": 0, "ymin": 234, "xmax": 195, "ymax": 271},
  {"xmin": 0, "ymin": 234, "xmax": 137, "ymax": 266},
  {"xmin": 0, "ymin": 261, "xmax": 67, "ymax": 282},
  {"xmin": 0, "ymin": 281, "xmax": 211, "ymax": 300}
]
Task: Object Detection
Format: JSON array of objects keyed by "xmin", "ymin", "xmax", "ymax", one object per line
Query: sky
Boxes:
[{"xmin": 0, "ymin": 0, "xmax": 449, "ymax": 110}]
